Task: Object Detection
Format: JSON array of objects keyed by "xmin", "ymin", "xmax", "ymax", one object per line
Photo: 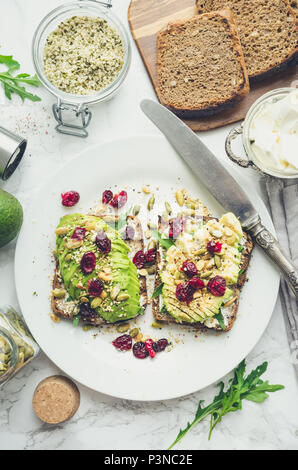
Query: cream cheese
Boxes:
[{"xmin": 249, "ymin": 90, "xmax": 298, "ymax": 175}]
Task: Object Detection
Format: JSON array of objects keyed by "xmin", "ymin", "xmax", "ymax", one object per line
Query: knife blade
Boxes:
[{"xmin": 141, "ymin": 99, "xmax": 298, "ymax": 299}]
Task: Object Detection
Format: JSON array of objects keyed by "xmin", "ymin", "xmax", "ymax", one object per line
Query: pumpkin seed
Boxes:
[
  {"xmin": 223, "ymin": 296, "xmax": 237, "ymax": 308},
  {"xmin": 185, "ymin": 201, "xmax": 196, "ymax": 210},
  {"xmin": 55, "ymin": 226, "xmax": 70, "ymax": 236},
  {"xmin": 129, "ymin": 327, "xmax": 139, "ymax": 338},
  {"xmin": 162, "ymin": 211, "xmax": 169, "ymax": 221},
  {"xmin": 175, "ymin": 190, "xmax": 184, "ymax": 207},
  {"xmin": 111, "ymin": 284, "xmax": 121, "ymax": 300},
  {"xmin": 147, "ymin": 266, "xmax": 156, "ymax": 275},
  {"xmin": 91, "ymin": 297, "xmax": 102, "ymax": 308},
  {"xmin": 80, "ymin": 296, "xmax": 89, "ymax": 303},
  {"xmin": 116, "ymin": 323, "xmax": 130, "ymax": 333},
  {"xmin": 50, "ymin": 314, "xmax": 61, "ymax": 323},
  {"xmin": 65, "ymin": 253, "xmax": 72, "ymax": 261},
  {"xmin": 117, "ymin": 293, "xmax": 130, "ymax": 302},
  {"xmin": 82, "ymin": 325, "xmax": 92, "ymax": 331},
  {"xmin": 206, "ymin": 259, "xmax": 215, "ymax": 269},
  {"xmin": 142, "ymin": 186, "xmax": 151, "ymax": 194},
  {"xmin": 52, "ymin": 288, "xmax": 66, "ymax": 299},
  {"xmin": 200, "ymin": 270, "xmax": 213, "ymax": 279},
  {"xmin": 147, "ymin": 222, "xmax": 157, "ymax": 230},
  {"xmin": 66, "ymin": 239, "xmax": 83, "ymax": 249},
  {"xmin": 165, "ymin": 201, "xmax": 172, "ymax": 215},
  {"xmin": 100, "ymin": 290, "xmax": 108, "ymax": 300},
  {"xmin": 133, "ymin": 204, "xmax": 141, "ymax": 216},
  {"xmin": 138, "ymin": 269, "xmax": 148, "ymax": 277},
  {"xmin": 151, "ymin": 321, "xmax": 163, "ymax": 329},
  {"xmin": 147, "ymin": 194, "xmax": 155, "ymax": 211},
  {"xmin": 214, "ymin": 255, "xmax": 222, "ymax": 268}
]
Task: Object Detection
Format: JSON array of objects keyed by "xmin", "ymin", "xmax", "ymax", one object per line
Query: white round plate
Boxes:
[{"xmin": 15, "ymin": 136, "xmax": 280, "ymax": 401}]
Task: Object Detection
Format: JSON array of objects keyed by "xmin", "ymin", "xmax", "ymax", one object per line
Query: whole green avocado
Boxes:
[{"xmin": 0, "ymin": 189, "xmax": 23, "ymax": 248}]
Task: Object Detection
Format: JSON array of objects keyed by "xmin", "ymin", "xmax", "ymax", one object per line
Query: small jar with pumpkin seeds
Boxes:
[{"xmin": 0, "ymin": 306, "xmax": 39, "ymax": 387}]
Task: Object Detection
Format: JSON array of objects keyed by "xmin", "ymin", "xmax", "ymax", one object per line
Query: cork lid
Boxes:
[{"xmin": 33, "ymin": 375, "xmax": 80, "ymax": 424}]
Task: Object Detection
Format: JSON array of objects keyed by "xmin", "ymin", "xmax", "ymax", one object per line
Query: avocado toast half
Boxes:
[
  {"xmin": 152, "ymin": 212, "xmax": 253, "ymax": 332},
  {"xmin": 52, "ymin": 213, "xmax": 147, "ymax": 326}
]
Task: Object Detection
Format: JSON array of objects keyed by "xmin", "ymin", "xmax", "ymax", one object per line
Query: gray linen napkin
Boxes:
[{"xmin": 263, "ymin": 176, "xmax": 298, "ymax": 374}]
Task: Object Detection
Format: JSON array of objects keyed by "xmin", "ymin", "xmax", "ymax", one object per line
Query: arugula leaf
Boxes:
[
  {"xmin": 152, "ymin": 283, "xmax": 164, "ymax": 299},
  {"xmin": 160, "ymin": 305, "xmax": 168, "ymax": 314},
  {"xmin": 0, "ymin": 54, "xmax": 20, "ymax": 71},
  {"xmin": 152, "ymin": 230, "xmax": 175, "ymax": 251},
  {"xmin": 168, "ymin": 360, "xmax": 284, "ymax": 449},
  {"xmin": 213, "ymin": 311, "xmax": 226, "ymax": 330},
  {"xmin": 0, "ymin": 52, "xmax": 41, "ymax": 102}
]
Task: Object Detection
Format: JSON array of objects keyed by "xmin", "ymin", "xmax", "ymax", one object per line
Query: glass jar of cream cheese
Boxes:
[
  {"xmin": 225, "ymin": 88, "xmax": 298, "ymax": 179},
  {"xmin": 32, "ymin": 1, "xmax": 131, "ymax": 137}
]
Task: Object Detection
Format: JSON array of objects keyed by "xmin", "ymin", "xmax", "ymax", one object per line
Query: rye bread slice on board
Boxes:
[
  {"xmin": 51, "ymin": 215, "xmax": 147, "ymax": 326},
  {"xmin": 157, "ymin": 8, "xmax": 250, "ymax": 118},
  {"xmin": 196, "ymin": 0, "xmax": 298, "ymax": 80},
  {"xmin": 152, "ymin": 216, "xmax": 253, "ymax": 332}
]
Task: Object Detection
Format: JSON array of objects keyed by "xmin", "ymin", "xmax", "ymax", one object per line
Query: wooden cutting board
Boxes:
[{"xmin": 128, "ymin": 0, "xmax": 298, "ymax": 131}]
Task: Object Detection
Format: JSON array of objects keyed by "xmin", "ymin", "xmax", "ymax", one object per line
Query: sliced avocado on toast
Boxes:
[
  {"xmin": 152, "ymin": 212, "xmax": 253, "ymax": 332},
  {"xmin": 52, "ymin": 213, "xmax": 147, "ymax": 326}
]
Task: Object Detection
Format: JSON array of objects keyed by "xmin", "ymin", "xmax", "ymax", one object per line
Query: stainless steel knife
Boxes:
[{"xmin": 141, "ymin": 99, "xmax": 298, "ymax": 299}]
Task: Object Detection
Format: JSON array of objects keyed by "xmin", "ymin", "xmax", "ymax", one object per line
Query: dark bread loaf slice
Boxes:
[
  {"xmin": 157, "ymin": 9, "xmax": 250, "ymax": 118},
  {"xmin": 51, "ymin": 215, "xmax": 147, "ymax": 326},
  {"xmin": 196, "ymin": 0, "xmax": 298, "ymax": 79},
  {"xmin": 152, "ymin": 216, "xmax": 253, "ymax": 332},
  {"xmin": 290, "ymin": 1, "xmax": 298, "ymax": 19}
]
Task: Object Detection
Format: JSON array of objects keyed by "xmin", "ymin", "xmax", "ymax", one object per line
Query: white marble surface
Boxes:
[{"xmin": 0, "ymin": 0, "xmax": 297, "ymax": 451}]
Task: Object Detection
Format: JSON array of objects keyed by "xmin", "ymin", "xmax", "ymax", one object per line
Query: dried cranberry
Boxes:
[
  {"xmin": 123, "ymin": 225, "xmax": 135, "ymax": 241},
  {"xmin": 152, "ymin": 338, "xmax": 169, "ymax": 352},
  {"xmin": 207, "ymin": 276, "xmax": 226, "ymax": 296},
  {"xmin": 112, "ymin": 334, "xmax": 132, "ymax": 351},
  {"xmin": 176, "ymin": 282, "xmax": 194, "ymax": 304},
  {"xmin": 88, "ymin": 279, "xmax": 104, "ymax": 297},
  {"xmin": 188, "ymin": 277, "xmax": 205, "ymax": 290},
  {"xmin": 110, "ymin": 190, "xmax": 128, "ymax": 209},
  {"xmin": 144, "ymin": 248, "xmax": 156, "ymax": 265},
  {"xmin": 79, "ymin": 303, "xmax": 97, "ymax": 322},
  {"xmin": 96, "ymin": 230, "xmax": 111, "ymax": 253},
  {"xmin": 61, "ymin": 191, "xmax": 80, "ymax": 207},
  {"xmin": 133, "ymin": 342, "xmax": 149, "ymax": 359},
  {"xmin": 180, "ymin": 260, "xmax": 198, "ymax": 278},
  {"xmin": 102, "ymin": 190, "xmax": 113, "ymax": 205},
  {"xmin": 80, "ymin": 252, "xmax": 96, "ymax": 274},
  {"xmin": 207, "ymin": 240, "xmax": 222, "ymax": 254},
  {"xmin": 72, "ymin": 227, "xmax": 86, "ymax": 241},
  {"xmin": 169, "ymin": 217, "xmax": 185, "ymax": 239},
  {"xmin": 145, "ymin": 339, "xmax": 156, "ymax": 358},
  {"xmin": 133, "ymin": 250, "xmax": 145, "ymax": 269}
]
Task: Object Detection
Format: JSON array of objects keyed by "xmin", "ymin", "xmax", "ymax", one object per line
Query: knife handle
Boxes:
[{"xmin": 248, "ymin": 218, "xmax": 298, "ymax": 299}]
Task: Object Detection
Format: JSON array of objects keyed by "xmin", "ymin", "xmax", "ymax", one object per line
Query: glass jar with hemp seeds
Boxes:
[
  {"xmin": 0, "ymin": 306, "xmax": 39, "ymax": 387},
  {"xmin": 32, "ymin": 0, "xmax": 131, "ymax": 137}
]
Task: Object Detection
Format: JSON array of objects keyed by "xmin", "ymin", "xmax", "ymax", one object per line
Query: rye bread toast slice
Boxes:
[
  {"xmin": 51, "ymin": 214, "xmax": 147, "ymax": 326},
  {"xmin": 152, "ymin": 216, "xmax": 253, "ymax": 332},
  {"xmin": 157, "ymin": 9, "xmax": 250, "ymax": 118},
  {"xmin": 196, "ymin": 0, "xmax": 298, "ymax": 80}
]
